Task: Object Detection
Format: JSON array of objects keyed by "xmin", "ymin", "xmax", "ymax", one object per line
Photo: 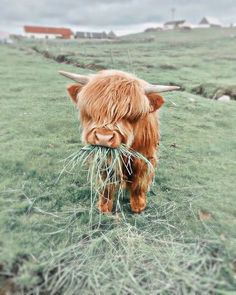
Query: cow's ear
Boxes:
[
  {"xmin": 146, "ymin": 92, "xmax": 165, "ymax": 112},
  {"xmin": 67, "ymin": 84, "xmax": 83, "ymax": 104}
]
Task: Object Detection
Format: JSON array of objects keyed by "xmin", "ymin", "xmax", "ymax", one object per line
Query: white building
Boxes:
[
  {"xmin": 164, "ymin": 20, "xmax": 187, "ymax": 30},
  {"xmin": 0, "ymin": 31, "xmax": 12, "ymax": 43},
  {"xmin": 199, "ymin": 17, "xmax": 222, "ymax": 28},
  {"xmin": 24, "ymin": 26, "xmax": 73, "ymax": 39}
]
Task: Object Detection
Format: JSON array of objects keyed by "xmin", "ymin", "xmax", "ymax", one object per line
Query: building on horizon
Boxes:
[
  {"xmin": 164, "ymin": 20, "xmax": 193, "ymax": 30},
  {"xmin": 75, "ymin": 30, "xmax": 116, "ymax": 39},
  {"xmin": 144, "ymin": 25, "xmax": 164, "ymax": 33},
  {"xmin": 199, "ymin": 17, "xmax": 222, "ymax": 27},
  {"xmin": 24, "ymin": 26, "xmax": 73, "ymax": 39},
  {"xmin": 0, "ymin": 31, "xmax": 12, "ymax": 43}
]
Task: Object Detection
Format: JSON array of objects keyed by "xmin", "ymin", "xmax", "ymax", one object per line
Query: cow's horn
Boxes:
[
  {"xmin": 59, "ymin": 71, "xmax": 89, "ymax": 85},
  {"xmin": 145, "ymin": 84, "xmax": 180, "ymax": 93}
]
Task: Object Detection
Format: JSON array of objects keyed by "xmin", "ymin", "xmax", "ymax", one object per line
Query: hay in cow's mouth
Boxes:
[{"xmin": 59, "ymin": 144, "xmax": 153, "ymax": 212}]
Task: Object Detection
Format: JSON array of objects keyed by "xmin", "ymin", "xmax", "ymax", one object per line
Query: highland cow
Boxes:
[{"xmin": 59, "ymin": 70, "xmax": 179, "ymax": 213}]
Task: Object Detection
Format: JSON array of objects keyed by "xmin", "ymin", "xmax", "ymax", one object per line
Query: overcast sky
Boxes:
[{"xmin": 0, "ymin": 0, "xmax": 235, "ymax": 35}]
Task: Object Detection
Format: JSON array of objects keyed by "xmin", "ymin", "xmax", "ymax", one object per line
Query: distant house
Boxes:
[
  {"xmin": 75, "ymin": 31, "xmax": 116, "ymax": 39},
  {"xmin": 93, "ymin": 31, "xmax": 107, "ymax": 39},
  {"xmin": 145, "ymin": 27, "xmax": 159, "ymax": 33},
  {"xmin": 76, "ymin": 31, "xmax": 87, "ymax": 38},
  {"xmin": 24, "ymin": 26, "xmax": 73, "ymax": 39},
  {"xmin": 178, "ymin": 21, "xmax": 193, "ymax": 30},
  {"xmin": 199, "ymin": 17, "xmax": 222, "ymax": 27},
  {"xmin": 0, "ymin": 31, "xmax": 12, "ymax": 43},
  {"xmin": 107, "ymin": 31, "xmax": 116, "ymax": 39},
  {"xmin": 164, "ymin": 20, "xmax": 186, "ymax": 29},
  {"xmin": 76, "ymin": 31, "xmax": 107, "ymax": 39},
  {"xmin": 144, "ymin": 25, "xmax": 163, "ymax": 33}
]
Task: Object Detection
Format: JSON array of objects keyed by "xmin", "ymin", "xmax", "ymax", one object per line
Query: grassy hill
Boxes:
[
  {"xmin": 18, "ymin": 27, "xmax": 236, "ymax": 99},
  {"xmin": 0, "ymin": 28, "xmax": 236, "ymax": 294}
]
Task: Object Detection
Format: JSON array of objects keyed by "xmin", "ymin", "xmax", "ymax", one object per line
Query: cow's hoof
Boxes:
[
  {"xmin": 98, "ymin": 201, "xmax": 113, "ymax": 213},
  {"xmin": 130, "ymin": 198, "xmax": 146, "ymax": 213},
  {"xmin": 131, "ymin": 206, "xmax": 145, "ymax": 214}
]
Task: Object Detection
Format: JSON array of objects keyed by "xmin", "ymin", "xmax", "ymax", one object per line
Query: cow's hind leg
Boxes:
[{"xmin": 98, "ymin": 184, "xmax": 116, "ymax": 213}]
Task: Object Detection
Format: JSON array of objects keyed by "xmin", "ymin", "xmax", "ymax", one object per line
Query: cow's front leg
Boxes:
[
  {"xmin": 128, "ymin": 157, "xmax": 156, "ymax": 213},
  {"xmin": 130, "ymin": 187, "xmax": 147, "ymax": 213},
  {"xmin": 98, "ymin": 184, "xmax": 116, "ymax": 213}
]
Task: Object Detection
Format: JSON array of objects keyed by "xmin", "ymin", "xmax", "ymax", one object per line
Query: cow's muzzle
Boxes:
[{"xmin": 87, "ymin": 128, "xmax": 122, "ymax": 148}]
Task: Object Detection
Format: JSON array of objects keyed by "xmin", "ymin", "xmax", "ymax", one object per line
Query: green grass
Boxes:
[
  {"xmin": 17, "ymin": 27, "xmax": 236, "ymax": 99},
  {"xmin": 0, "ymin": 28, "xmax": 236, "ymax": 294}
]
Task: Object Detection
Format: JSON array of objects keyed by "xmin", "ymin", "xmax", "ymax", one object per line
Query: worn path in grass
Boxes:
[
  {"xmin": 0, "ymin": 44, "xmax": 236, "ymax": 294},
  {"xmin": 19, "ymin": 27, "xmax": 236, "ymax": 99}
]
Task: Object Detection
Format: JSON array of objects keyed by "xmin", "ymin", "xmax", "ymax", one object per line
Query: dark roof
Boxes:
[
  {"xmin": 164, "ymin": 20, "xmax": 185, "ymax": 25},
  {"xmin": 108, "ymin": 31, "xmax": 116, "ymax": 38},
  {"xmin": 93, "ymin": 32, "xmax": 107, "ymax": 38},
  {"xmin": 199, "ymin": 17, "xmax": 222, "ymax": 26},
  {"xmin": 76, "ymin": 31, "xmax": 108, "ymax": 38}
]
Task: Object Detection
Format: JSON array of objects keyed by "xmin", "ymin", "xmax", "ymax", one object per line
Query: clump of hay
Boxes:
[{"xmin": 59, "ymin": 144, "xmax": 153, "ymax": 212}]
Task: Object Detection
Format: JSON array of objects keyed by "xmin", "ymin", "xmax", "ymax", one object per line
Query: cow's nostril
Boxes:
[
  {"xmin": 94, "ymin": 132, "xmax": 99, "ymax": 141},
  {"xmin": 108, "ymin": 133, "xmax": 114, "ymax": 142}
]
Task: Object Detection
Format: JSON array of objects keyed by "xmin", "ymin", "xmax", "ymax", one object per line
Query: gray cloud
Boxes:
[{"xmin": 0, "ymin": 0, "xmax": 235, "ymax": 33}]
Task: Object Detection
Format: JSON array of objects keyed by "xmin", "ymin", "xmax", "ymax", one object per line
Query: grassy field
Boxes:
[
  {"xmin": 0, "ymin": 28, "xmax": 236, "ymax": 294},
  {"xmin": 18, "ymin": 27, "xmax": 236, "ymax": 99}
]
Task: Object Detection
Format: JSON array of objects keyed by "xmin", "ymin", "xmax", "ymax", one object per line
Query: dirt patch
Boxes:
[
  {"xmin": 191, "ymin": 83, "xmax": 236, "ymax": 100},
  {"xmin": 0, "ymin": 263, "xmax": 15, "ymax": 295},
  {"xmin": 160, "ymin": 64, "xmax": 178, "ymax": 70},
  {"xmin": 13, "ymin": 44, "xmax": 235, "ymax": 101},
  {"xmin": 0, "ymin": 254, "xmax": 30, "ymax": 295},
  {"xmin": 0, "ymin": 279, "xmax": 15, "ymax": 295},
  {"xmin": 191, "ymin": 84, "xmax": 213, "ymax": 98},
  {"xmin": 30, "ymin": 46, "xmax": 107, "ymax": 71},
  {"xmin": 213, "ymin": 87, "xmax": 236, "ymax": 100}
]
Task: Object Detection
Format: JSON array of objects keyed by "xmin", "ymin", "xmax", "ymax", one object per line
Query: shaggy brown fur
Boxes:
[{"xmin": 67, "ymin": 70, "xmax": 164, "ymax": 213}]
